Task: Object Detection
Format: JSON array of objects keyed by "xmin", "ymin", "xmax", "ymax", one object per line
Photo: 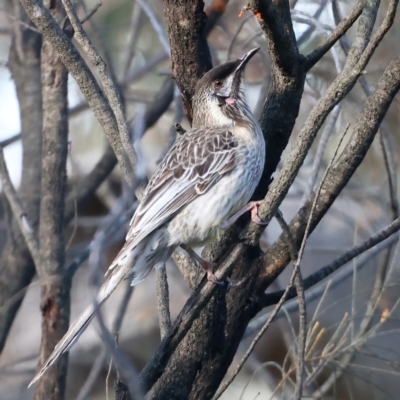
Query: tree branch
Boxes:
[
  {"xmin": 303, "ymin": 0, "xmax": 363, "ymax": 71},
  {"xmin": 61, "ymin": 0, "xmax": 136, "ymax": 179},
  {"xmin": 20, "ymin": 0, "xmax": 131, "ymax": 181},
  {"xmin": 0, "ymin": 7, "xmax": 43, "ymax": 353},
  {"xmin": 260, "ymin": 50, "xmax": 400, "ymax": 290},
  {"xmin": 162, "ymin": 0, "xmax": 212, "ymax": 123},
  {"xmin": 34, "ymin": 2, "xmax": 70, "ymax": 398},
  {"xmin": 0, "ymin": 148, "xmax": 41, "ymax": 269},
  {"xmin": 246, "ymin": 0, "xmax": 397, "ymax": 246}
]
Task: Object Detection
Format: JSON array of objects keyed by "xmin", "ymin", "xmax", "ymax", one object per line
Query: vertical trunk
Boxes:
[
  {"xmin": 0, "ymin": 3, "xmax": 42, "ymax": 353},
  {"xmin": 34, "ymin": 1, "xmax": 70, "ymax": 399}
]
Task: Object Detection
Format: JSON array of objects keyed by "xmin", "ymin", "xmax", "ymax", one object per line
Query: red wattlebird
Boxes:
[{"xmin": 29, "ymin": 47, "xmax": 265, "ymax": 386}]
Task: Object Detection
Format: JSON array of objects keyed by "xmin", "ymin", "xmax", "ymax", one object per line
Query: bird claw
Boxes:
[
  {"xmin": 250, "ymin": 201, "xmax": 268, "ymax": 226},
  {"xmin": 207, "ymin": 271, "xmax": 225, "ymax": 285},
  {"xmin": 207, "ymin": 272, "xmax": 233, "ymax": 287},
  {"xmin": 222, "ymin": 200, "xmax": 268, "ymax": 229},
  {"xmin": 251, "ymin": 211, "xmax": 268, "ymax": 226}
]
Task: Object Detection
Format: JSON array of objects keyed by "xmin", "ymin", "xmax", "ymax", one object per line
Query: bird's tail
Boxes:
[
  {"xmin": 28, "ymin": 228, "xmax": 170, "ymax": 387},
  {"xmin": 28, "ymin": 265, "xmax": 126, "ymax": 387},
  {"xmin": 28, "ymin": 228, "xmax": 173, "ymax": 387}
]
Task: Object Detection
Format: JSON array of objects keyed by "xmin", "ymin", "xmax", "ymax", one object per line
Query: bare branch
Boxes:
[
  {"xmin": 212, "ymin": 251, "xmax": 301, "ymax": 400},
  {"xmin": 136, "ymin": 0, "xmax": 170, "ymax": 55},
  {"xmin": 155, "ymin": 264, "xmax": 171, "ymax": 339},
  {"xmin": 247, "ymin": 0, "xmax": 299, "ymax": 76},
  {"xmin": 275, "ymin": 211, "xmax": 305, "ymax": 400},
  {"xmin": 162, "ymin": 0, "xmax": 212, "ymax": 122},
  {"xmin": 34, "ymin": 4, "xmax": 70, "ymax": 396},
  {"xmin": 0, "ymin": 148, "xmax": 41, "ymax": 270},
  {"xmin": 20, "ymin": 0, "xmax": 131, "ymax": 181},
  {"xmin": 247, "ymin": 0, "xmax": 398, "ymax": 246},
  {"xmin": 0, "ymin": 133, "xmax": 20, "ymax": 147},
  {"xmin": 76, "ymin": 283, "xmax": 134, "ymax": 400},
  {"xmin": 303, "ymin": 0, "xmax": 363, "ymax": 71},
  {"xmin": 121, "ymin": 2, "xmax": 142, "ymax": 77},
  {"xmin": 80, "ymin": 1, "xmax": 102, "ymax": 24},
  {"xmin": 0, "ymin": 5, "xmax": 40, "ymax": 32},
  {"xmin": 300, "ymin": 104, "xmax": 342, "ymax": 208},
  {"xmin": 296, "ymin": 0, "xmax": 329, "ymax": 47},
  {"xmin": 0, "ymin": 11, "xmax": 43, "ymax": 352},
  {"xmin": 61, "ymin": 0, "xmax": 135, "ymax": 178},
  {"xmin": 140, "ymin": 244, "xmax": 245, "ymax": 391},
  {"xmin": 245, "ymin": 233, "xmax": 398, "ymax": 338}
]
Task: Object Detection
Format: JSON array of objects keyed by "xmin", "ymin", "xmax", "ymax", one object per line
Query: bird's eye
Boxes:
[{"xmin": 214, "ymin": 80, "xmax": 223, "ymax": 89}]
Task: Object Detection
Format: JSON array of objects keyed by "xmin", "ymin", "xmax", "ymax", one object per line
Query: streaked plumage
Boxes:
[{"xmin": 29, "ymin": 48, "xmax": 265, "ymax": 386}]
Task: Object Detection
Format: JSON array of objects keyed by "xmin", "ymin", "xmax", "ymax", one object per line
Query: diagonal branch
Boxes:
[
  {"xmin": 246, "ymin": 0, "xmax": 398, "ymax": 246},
  {"xmin": 303, "ymin": 0, "xmax": 363, "ymax": 71},
  {"xmin": 20, "ymin": 0, "xmax": 131, "ymax": 182},
  {"xmin": 260, "ymin": 51, "xmax": 400, "ymax": 289},
  {"xmin": 0, "ymin": 148, "xmax": 41, "ymax": 270}
]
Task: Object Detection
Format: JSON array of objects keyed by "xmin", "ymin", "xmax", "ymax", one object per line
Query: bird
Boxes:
[{"xmin": 29, "ymin": 47, "xmax": 266, "ymax": 386}]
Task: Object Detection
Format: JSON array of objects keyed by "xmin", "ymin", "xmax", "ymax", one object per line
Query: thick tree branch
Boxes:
[
  {"xmin": 162, "ymin": 0, "xmax": 212, "ymax": 123},
  {"xmin": 246, "ymin": 0, "xmax": 397, "ymax": 246},
  {"xmin": 249, "ymin": 0, "xmax": 304, "ymax": 200},
  {"xmin": 34, "ymin": 2, "xmax": 70, "ymax": 398},
  {"xmin": 259, "ymin": 51, "xmax": 400, "ymax": 290},
  {"xmin": 141, "ymin": 8, "xmax": 400, "ymax": 397}
]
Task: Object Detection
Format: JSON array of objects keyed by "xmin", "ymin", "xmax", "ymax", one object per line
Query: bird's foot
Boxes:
[
  {"xmin": 181, "ymin": 244, "xmax": 229, "ymax": 286},
  {"xmin": 250, "ymin": 201, "xmax": 268, "ymax": 225},
  {"xmin": 221, "ymin": 200, "xmax": 268, "ymax": 229},
  {"xmin": 194, "ymin": 256, "xmax": 227, "ymax": 286}
]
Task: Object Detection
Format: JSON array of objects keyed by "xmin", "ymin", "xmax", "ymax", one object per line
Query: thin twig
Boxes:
[
  {"xmin": 380, "ymin": 129, "xmax": 399, "ymax": 219},
  {"xmin": 0, "ymin": 133, "xmax": 21, "ymax": 147},
  {"xmin": 80, "ymin": 1, "xmax": 102, "ymax": 24},
  {"xmin": 296, "ymin": 0, "xmax": 329, "ymax": 47},
  {"xmin": 303, "ymin": 0, "xmax": 363, "ymax": 70},
  {"xmin": 227, "ymin": 13, "xmax": 253, "ymax": 61},
  {"xmin": 255, "ymin": 222, "xmax": 400, "ymax": 325},
  {"xmin": 136, "ymin": 0, "xmax": 170, "ymax": 55},
  {"xmin": 121, "ymin": 1, "xmax": 143, "ymax": 77},
  {"xmin": 0, "ymin": 6, "xmax": 40, "ymax": 33},
  {"xmin": 300, "ymin": 103, "xmax": 342, "ymax": 208}
]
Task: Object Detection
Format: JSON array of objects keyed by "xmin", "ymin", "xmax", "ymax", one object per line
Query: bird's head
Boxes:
[{"xmin": 192, "ymin": 48, "xmax": 259, "ymax": 128}]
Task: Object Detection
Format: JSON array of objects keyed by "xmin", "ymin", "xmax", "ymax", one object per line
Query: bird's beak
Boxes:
[
  {"xmin": 227, "ymin": 47, "xmax": 259, "ymax": 103},
  {"xmin": 235, "ymin": 48, "xmax": 260, "ymax": 74}
]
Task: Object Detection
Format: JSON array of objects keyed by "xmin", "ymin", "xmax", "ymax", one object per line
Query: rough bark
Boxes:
[
  {"xmin": 141, "ymin": 1, "xmax": 400, "ymax": 398},
  {"xmin": 0, "ymin": 4, "xmax": 42, "ymax": 353},
  {"xmin": 162, "ymin": 0, "xmax": 212, "ymax": 123},
  {"xmin": 34, "ymin": 1, "xmax": 70, "ymax": 399}
]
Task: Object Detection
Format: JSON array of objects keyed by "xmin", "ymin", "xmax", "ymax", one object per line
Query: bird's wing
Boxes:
[{"xmin": 126, "ymin": 127, "xmax": 239, "ymax": 247}]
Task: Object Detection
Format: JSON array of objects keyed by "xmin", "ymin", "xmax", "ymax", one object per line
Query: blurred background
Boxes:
[{"xmin": 0, "ymin": 0, "xmax": 400, "ymax": 399}]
